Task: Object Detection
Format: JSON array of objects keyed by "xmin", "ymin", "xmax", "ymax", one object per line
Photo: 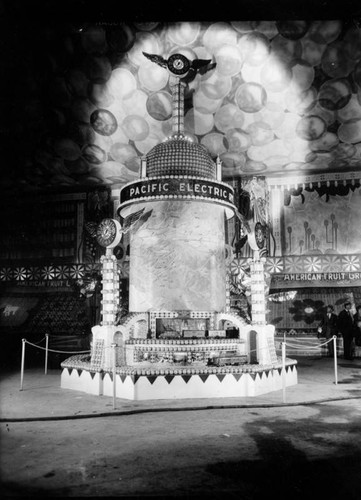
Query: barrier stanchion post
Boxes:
[
  {"xmin": 112, "ymin": 343, "xmax": 117, "ymax": 410},
  {"xmin": 20, "ymin": 339, "xmax": 26, "ymax": 391},
  {"xmin": 282, "ymin": 341, "xmax": 286, "ymax": 403},
  {"xmin": 45, "ymin": 334, "xmax": 49, "ymax": 375},
  {"xmin": 333, "ymin": 335, "xmax": 338, "ymax": 385}
]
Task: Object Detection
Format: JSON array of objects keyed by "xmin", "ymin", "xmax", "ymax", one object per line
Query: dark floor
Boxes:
[
  {"xmin": 1, "ymin": 399, "xmax": 361, "ymax": 499},
  {"xmin": 1, "ymin": 352, "xmax": 361, "ymax": 498}
]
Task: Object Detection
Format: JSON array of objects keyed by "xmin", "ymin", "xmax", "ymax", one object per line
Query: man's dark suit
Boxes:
[
  {"xmin": 338, "ymin": 308, "xmax": 355, "ymax": 359},
  {"xmin": 318, "ymin": 312, "xmax": 338, "ymax": 356}
]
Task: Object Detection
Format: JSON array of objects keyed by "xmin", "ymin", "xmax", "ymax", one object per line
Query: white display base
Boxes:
[{"xmin": 61, "ymin": 362, "xmax": 298, "ymax": 401}]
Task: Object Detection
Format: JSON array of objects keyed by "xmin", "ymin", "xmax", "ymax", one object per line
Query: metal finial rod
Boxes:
[
  {"xmin": 170, "ymin": 80, "xmax": 186, "ymax": 136},
  {"xmin": 142, "ymin": 52, "xmax": 216, "ymax": 138}
]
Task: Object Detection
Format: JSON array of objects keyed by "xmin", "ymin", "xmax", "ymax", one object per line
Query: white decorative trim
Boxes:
[
  {"xmin": 120, "ymin": 175, "xmax": 235, "ymax": 190},
  {"xmin": 61, "ymin": 363, "xmax": 298, "ymax": 400},
  {"xmin": 119, "ymin": 196, "xmax": 236, "ymax": 214},
  {"xmin": 268, "ymin": 171, "xmax": 361, "ymax": 189}
]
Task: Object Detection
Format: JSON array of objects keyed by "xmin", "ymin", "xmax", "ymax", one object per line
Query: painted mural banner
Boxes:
[
  {"xmin": 272, "ymin": 271, "xmax": 361, "ymax": 288},
  {"xmin": 282, "ymin": 185, "xmax": 361, "ymax": 256},
  {"xmin": 236, "ymin": 176, "xmax": 269, "ymax": 257}
]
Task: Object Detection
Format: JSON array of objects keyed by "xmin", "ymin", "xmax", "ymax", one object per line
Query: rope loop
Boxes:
[
  {"xmin": 285, "ymin": 337, "xmax": 333, "ymax": 349},
  {"xmin": 24, "ymin": 340, "xmax": 90, "ymax": 355}
]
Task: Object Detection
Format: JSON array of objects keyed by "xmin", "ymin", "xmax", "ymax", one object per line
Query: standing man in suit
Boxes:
[
  {"xmin": 337, "ymin": 302, "xmax": 355, "ymax": 360},
  {"xmin": 353, "ymin": 305, "xmax": 361, "ymax": 347},
  {"xmin": 317, "ymin": 305, "xmax": 338, "ymax": 356}
]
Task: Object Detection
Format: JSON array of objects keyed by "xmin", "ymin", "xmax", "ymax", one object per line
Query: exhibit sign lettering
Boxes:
[
  {"xmin": 271, "ymin": 272, "xmax": 361, "ymax": 288},
  {"xmin": 283, "ymin": 272, "xmax": 361, "ymax": 281},
  {"xmin": 120, "ymin": 178, "xmax": 234, "ymax": 205}
]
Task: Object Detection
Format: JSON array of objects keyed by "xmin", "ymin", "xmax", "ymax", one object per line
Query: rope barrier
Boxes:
[
  {"xmin": 277, "ymin": 336, "xmax": 326, "ymax": 343},
  {"xmin": 20, "ymin": 337, "xmax": 91, "ymax": 391},
  {"xmin": 19, "ymin": 333, "xmax": 340, "ymax": 395},
  {"xmin": 285, "ymin": 338, "xmax": 332, "ymax": 349},
  {"xmin": 24, "ymin": 340, "xmax": 90, "ymax": 355},
  {"xmin": 23, "ymin": 336, "xmax": 337, "ymax": 356},
  {"xmin": 31, "ymin": 336, "xmax": 46, "ymax": 346}
]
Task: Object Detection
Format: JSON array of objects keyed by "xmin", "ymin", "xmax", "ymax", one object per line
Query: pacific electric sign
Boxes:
[{"xmin": 120, "ymin": 178, "xmax": 234, "ymax": 205}]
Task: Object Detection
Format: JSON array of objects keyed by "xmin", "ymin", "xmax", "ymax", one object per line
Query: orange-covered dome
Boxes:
[{"xmin": 145, "ymin": 136, "xmax": 216, "ymax": 179}]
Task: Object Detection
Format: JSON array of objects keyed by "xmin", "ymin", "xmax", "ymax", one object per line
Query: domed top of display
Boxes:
[{"xmin": 145, "ymin": 133, "xmax": 216, "ymax": 179}]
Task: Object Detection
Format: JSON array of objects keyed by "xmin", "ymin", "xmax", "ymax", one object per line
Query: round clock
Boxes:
[
  {"xmin": 167, "ymin": 53, "xmax": 190, "ymax": 76},
  {"xmin": 96, "ymin": 218, "xmax": 122, "ymax": 248}
]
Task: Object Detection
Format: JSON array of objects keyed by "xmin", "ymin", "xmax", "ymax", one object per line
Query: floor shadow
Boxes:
[{"xmin": 206, "ymin": 410, "xmax": 361, "ymax": 499}]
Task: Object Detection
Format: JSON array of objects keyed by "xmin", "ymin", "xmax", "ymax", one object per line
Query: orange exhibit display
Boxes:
[
  {"xmin": 117, "ymin": 57, "xmax": 236, "ymax": 314},
  {"xmin": 126, "ymin": 199, "xmax": 227, "ymax": 312},
  {"xmin": 60, "ymin": 50, "xmax": 298, "ymax": 402},
  {"xmin": 117, "ymin": 135, "xmax": 236, "ymax": 313}
]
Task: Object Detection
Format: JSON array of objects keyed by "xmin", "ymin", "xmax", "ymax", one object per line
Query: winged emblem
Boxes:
[
  {"xmin": 142, "ymin": 52, "xmax": 168, "ymax": 68},
  {"xmin": 191, "ymin": 58, "xmax": 217, "ymax": 74},
  {"xmin": 143, "ymin": 51, "xmax": 216, "ymax": 83},
  {"xmin": 182, "ymin": 59, "xmax": 217, "ymax": 84},
  {"xmin": 85, "ymin": 208, "xmax": 153, "ymax": 244},
  {"xmin": 122, "ymin": 208, "xmax": 153, "ymax": 233}
]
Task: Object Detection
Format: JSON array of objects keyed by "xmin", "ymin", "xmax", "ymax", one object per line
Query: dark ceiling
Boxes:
[{"xmin": 1, "ymin": 0, "xmax": 361, "ymax": 199}]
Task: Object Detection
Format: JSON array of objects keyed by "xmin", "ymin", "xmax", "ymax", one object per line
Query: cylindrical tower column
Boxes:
[
  {"xmin": 127, "ymin": 199, "xmax": 227, "ymax": 312},
  {"xmin": 118, "ymin": 53, "xmax": 237, "ymax": 317},
  {"xmin": 100, "ymin": 249, "xmax": 120, "ymax": 326},
  {"xmin": 118, "ymin": 171, "xmax": 236, "ymax": 313},
  {"xmin": 250, "ymin": 257, "xmax": 267, "ymax": 326}
]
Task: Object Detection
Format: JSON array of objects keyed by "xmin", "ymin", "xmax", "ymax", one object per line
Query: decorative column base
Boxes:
[
  {"xmin": 91, "ymin": 324, "xmax": 118, "ymax": 371},
  {"xmin": 250, "ymin": 257, "xmax": 267, "ymax": 326}
]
